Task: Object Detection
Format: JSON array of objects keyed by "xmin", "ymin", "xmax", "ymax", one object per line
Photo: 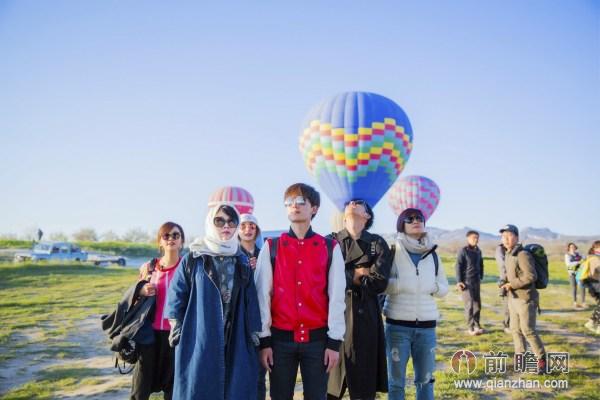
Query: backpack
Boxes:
[
  {"xmin": 522, "ymin": 244, "xmax": 549, "ymax": 289},
  {"xmin": 575, "ymin": 258, "xmax": 592, "ymax": 285}
]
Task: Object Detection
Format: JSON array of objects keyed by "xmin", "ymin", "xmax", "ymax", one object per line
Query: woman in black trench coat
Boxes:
[{"xmin": 327, "ymin": 199, "xmax": 392, "ymax": 400}]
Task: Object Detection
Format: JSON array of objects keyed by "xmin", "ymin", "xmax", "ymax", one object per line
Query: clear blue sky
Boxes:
[{"xmin": 1, "ymin": 1, "xmax": 598, "ymax": 239}]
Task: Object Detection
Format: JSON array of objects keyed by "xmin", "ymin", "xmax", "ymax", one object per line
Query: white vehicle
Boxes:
[{"xmin": 14, "ymin": 242, "xmax": 88, "ymax": 262}]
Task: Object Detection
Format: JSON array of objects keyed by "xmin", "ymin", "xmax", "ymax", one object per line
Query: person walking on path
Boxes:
[
  {"xmin": 165, "ymin": 205, "xmax": 261, "ymax": 400},
  {"xmin": 583, "ymin": 241, "xmax": 600, "ymax": 334},
  {"xmin": 254, "ymin": 183, "xmax": 346, "ymax": 400},
  {"xmin": 499, "ymin": 224, "xmax": 547, "ymax": 374},
  {"xmin": 455, "ymin": 230, "xmax": 485, "ymax": 335},
  {"xmin": 132, "ymin": 222, "xmax": 185, "ymax": 400},
  {"xmin": 327, "ymin": 199, "xmax": 392, "ymax": 400},
  {"xmin": 383, "ymin": 208, "xmax": 449, "ymax": 400},
  {"xmin": 565, "ymin": 242, "xmax": 586, "ymax": 309}
]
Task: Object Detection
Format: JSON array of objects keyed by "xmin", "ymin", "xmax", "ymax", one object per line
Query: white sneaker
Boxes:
[{"xmin": 584, "ymin": 320, "xmax": 596, "ymax": 332}]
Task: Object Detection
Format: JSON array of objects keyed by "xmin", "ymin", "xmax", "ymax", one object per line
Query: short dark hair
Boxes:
[
  {"xmin": 566, "ymin": 242, "xmax": 577, "ymax": 251},
  {"xmin": 396, "ymin": 208, "xmax": 425, "ymax": 233},
  {"xmin": 216, "ymin": 204, "xmax": 239, "ymax": 225},
  {"xmin": 157, "ymin": 221, "xmax": 185, "ymax": 248},
  {"xmin": 284, "ymin": 183, "xmax": 320, "ymax": 214},
  {"xmin": 344, "ymin": 199, "xmax": 374, "ymax": 230},
  {"xmin": 466, "ymin": 230, "xmax": 479, "ymax": 237}
]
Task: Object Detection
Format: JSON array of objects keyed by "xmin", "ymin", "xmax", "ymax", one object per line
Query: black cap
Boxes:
[{"xmin": 499, "ymin": 224, "xmax": 519, "ymax": 236}]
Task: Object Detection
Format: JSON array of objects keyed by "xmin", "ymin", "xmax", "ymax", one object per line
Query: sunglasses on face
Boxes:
[
  {"xmin": 346, "ymin": 199, "xmax": 366, "ymax": 207},
  {"xmin": 214, "ymin": 217, "xmax": 238, "ymax": 228},
  {"xmin": 404, "ymin": 215, "xmax": 424, "ymax": 224},
  {"xmin": 284, "ymin": 196, "xmax": 306, "ymax": 207},
  {"xmin": 161, "ymin": 232, "xmax": 181, "ymax": 240}
]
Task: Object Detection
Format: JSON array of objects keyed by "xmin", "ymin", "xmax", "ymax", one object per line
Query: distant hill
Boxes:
[{"xmin": 377, "ymin": 226, "xmax": 598, "ymax": 259}]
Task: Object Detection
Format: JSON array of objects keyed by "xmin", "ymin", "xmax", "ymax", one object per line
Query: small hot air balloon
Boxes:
[
  {"xmin": 208, "ymin": 186, "xmax": 254, "ymax": 215},
  {"xmin": 299, "ymin": 92, "xmax": 413, "ymax": 210},
  {"xmin": 387, "ymin": 175, "xmax": 440, "ymax": 221}
]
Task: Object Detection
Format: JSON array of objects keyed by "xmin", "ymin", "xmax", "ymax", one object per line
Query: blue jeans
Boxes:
[
  {"xmin": 270, "ymin": 339, "xmax": 327, "ymax": 400},
  {"xmin": 385, "ymin": 324, "xmax": 436, "ymax": 400}
]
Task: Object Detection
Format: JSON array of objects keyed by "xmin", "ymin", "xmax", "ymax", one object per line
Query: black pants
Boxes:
[
  {"xmin": 270, "ymin": 338, "xmax": 327, "ymax": 400},
  {"xmin": 130, "ymin": 330, "xmax": 174, "ymax": 400},
  {"xmin": 462, "ymin": 283, "xmax": 481, "ymax": 329},
  {"xmin": 585, "ymin": 280, "xmax": 600, "ymax": 324},
  {"xmin": 568, "ymin": 273, "xmax": 586, "ymax": 303}
]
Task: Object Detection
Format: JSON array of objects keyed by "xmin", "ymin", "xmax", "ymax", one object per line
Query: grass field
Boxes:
[{"xmin": 0, "ymin": 258, "xmax": 598, "ymax": 399}]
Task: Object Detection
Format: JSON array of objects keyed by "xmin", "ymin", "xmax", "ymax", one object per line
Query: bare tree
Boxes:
[
  {"xmin": 48, "ymin": 232, "xmax": 69, "ymax": 241},
  {"xmin": 100, "ymin": 230, "xmax": 121, "ymax": 242},
  {"xmin": 72, "ymin": 228, "xmax": 98, "ymax": 242},
  {"xmin": 122, "ymin": 228, "xmax": 151, "ymax": 243}
]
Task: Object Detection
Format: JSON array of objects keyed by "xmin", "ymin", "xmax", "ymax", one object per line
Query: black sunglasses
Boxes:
[
  {"xmin": 345, "ymin": 199, "xmax": 367, "ymax": 207},
  {"xmin": 214, "ymin": 217, "xmax": 238, "ymax": 228},
  {"xmin": 161, "ymin": 232, "xmax": 181, "ymax": 240},
  {"xmin": 404, "ymin": 215, "xmax": 424, "ymax": 224}
]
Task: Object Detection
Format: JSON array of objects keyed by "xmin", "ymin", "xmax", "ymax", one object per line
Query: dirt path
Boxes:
[{"xmin": 0, "ymin": 316, "xmax": 130, "ymax": 399}]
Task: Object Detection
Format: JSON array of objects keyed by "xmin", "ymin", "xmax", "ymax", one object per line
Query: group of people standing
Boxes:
[
  {"xmin": 120, "ymin": 181, "xmax": 600, "ymax": 400},
  {"xmin": 125, "ymin": 182, "xmax": 448, "ymax": 400}
]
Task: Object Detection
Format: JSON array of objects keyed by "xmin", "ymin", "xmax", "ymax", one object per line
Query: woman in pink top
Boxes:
[{"xmin": 132, "ymin": 221, "xmax": 185, "ymax": 400}]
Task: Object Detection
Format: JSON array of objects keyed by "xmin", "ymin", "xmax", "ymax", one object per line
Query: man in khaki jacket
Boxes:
[{"xmin": 499, "ymin": 224, "xmax": 547, "ymax": 374}]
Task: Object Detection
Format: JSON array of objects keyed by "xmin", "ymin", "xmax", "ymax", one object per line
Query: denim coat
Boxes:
[{"xmin": 166, "ymin": 252, "xmax": 261, "ymax": 400}]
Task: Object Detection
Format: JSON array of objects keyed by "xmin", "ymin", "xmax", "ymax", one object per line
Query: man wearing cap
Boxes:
[
  {"xmin": 499, "ymin": 224, "xmax": 547, "ymax": 374},
  {"xmin": 455, "ymin": 230, "xmax": 485, "ymax": 335}
]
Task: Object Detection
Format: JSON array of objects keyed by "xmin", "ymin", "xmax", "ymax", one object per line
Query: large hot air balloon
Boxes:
[
  {"xmin": 299, "ymin": 92, "xmax": 413, "ymax": 210},
  {"xmin": 208, "ymin": 186, "xmax": 254, "ymax": 215},
  {"xmin": 387, "ymin": 175, "xmax": 440, "ymax": 221}
]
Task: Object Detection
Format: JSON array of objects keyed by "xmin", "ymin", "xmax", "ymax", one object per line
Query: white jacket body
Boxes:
[{"xmin": 384, "ymin": 240, "xmax": 449, "ymax": 322}]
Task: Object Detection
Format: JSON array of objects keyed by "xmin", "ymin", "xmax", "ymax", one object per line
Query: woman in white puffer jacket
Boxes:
[{"xmin": 383, "ymin": 208, "xmax": 448, "ymax": 400}]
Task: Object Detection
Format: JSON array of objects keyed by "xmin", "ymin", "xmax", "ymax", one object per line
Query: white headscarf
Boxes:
[{"xmin": 189, "ymin": 204, "xmax": 240, "ymax": 257}]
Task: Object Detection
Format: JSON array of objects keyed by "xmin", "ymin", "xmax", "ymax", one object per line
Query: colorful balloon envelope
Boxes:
[
  {"xmin": 388, "ymin": 175, "xmax": 440, "ymax": 221},
  {"xmin": 299, "ymin": 92, "xmax": 413, "ymax": 210},
  {"xmin": 208, "ymin": 186, "xmax": 254, "ymax": 215}
]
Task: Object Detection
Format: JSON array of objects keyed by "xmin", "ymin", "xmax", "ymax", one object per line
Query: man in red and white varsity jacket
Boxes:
[{"xmin": 255, "ymin": 183, "xmax": 346, "ymax": 400}]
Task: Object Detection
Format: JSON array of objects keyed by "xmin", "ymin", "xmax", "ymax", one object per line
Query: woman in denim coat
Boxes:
[{"xmin": 166, "ymin": 204, "xmax": 261, "ymax": 400}]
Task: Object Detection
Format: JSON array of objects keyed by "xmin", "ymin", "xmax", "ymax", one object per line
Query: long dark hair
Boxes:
[{"xmin": 588, "ymin": 240, "xmax": 600, "ymax": 255}]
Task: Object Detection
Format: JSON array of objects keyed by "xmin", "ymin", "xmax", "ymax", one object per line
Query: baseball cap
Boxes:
[{"xmin": 499, "ymin": 224, "xmax": 519, "ymax": 236}]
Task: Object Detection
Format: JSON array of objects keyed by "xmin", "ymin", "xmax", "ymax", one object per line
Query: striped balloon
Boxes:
[
  {"xmin": 387, "ymin": 175, "xmax": 440, "ymax": 221},
  {"xmin": 208, "ymin": 186, "xmax": 254, "ymax": 215},
  {"xmin": 299, "ymin": 92, "xmax": 413, "ymax": 210}
]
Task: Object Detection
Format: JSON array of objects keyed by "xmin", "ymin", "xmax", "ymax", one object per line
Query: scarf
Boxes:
[
  {"xmin": 397, "ymin": 232, "xmax": 434, "ymax": 254},
  {"xmin": 189, "ymin": 204, "xmax": 240, "ymax": 257}
]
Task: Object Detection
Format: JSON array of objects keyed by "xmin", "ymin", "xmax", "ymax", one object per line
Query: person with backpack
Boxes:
[
  {"xmin": 327, "ymin": 199, "xmax": 392, "ymax": 400},
  {"xmin": 383, "ymin": 208, "xmax": 449, "ymax": 400},
  {"xmin": 455, "ymin": 230, "xmax": 485, "ymax": 336},
  {"xmin": 564, "ymin": 242, "xmax": 587, "ymax": 309},
  {"xmin": 165, "ymin": 205, "xmax": 261, "ymax": 400},
  {"xmin": 498, "ymin": 224, "xmax": 547, "ymax": 374},
  {"xmin": 131, "ymin": 221, "xmax": 185, "ymax": 400},
  {"xmin": 254, "ymin": 183, "xmax": 346, "ymax": 400},
  {"xmin": 582, "ymin": 240, "xmax": 600, "ymax": 334}
]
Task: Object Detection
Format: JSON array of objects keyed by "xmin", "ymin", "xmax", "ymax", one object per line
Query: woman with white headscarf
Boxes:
[{"xmin": 165, "ymin": 204, "xmax": 261, "ymax": 400}]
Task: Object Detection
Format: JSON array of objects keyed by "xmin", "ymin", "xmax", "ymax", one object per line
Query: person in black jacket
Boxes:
[
  {"xmin": 327, "ymin": 199, "xmax": 392, "ymax": 400},
  {"xmin": 455, "ymin": 230, "xmax": 484, "ymax": 335}
]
